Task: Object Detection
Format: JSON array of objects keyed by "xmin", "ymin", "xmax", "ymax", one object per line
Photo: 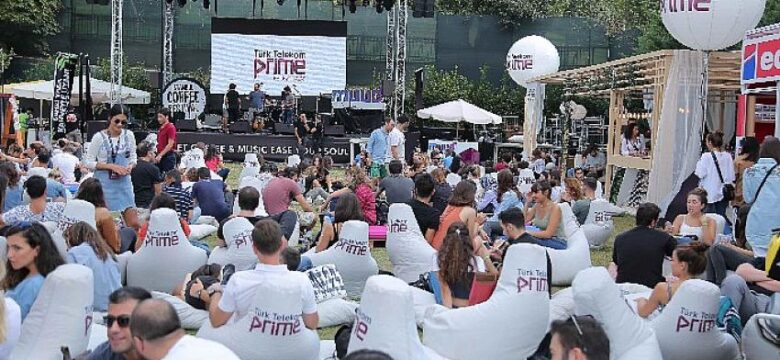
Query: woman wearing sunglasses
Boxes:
[
  {"xmin": 1, "ymin": 223, "xmax": 65, "ymax": 321},
  {"xmin": 84, "ymin": 104, "xmax": 138, "ymax": 217}
]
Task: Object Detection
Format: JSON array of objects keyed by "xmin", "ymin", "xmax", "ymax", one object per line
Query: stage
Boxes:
[{"xmin": 173, "ymin": 132, "xmax": 360, "ymax": 164}]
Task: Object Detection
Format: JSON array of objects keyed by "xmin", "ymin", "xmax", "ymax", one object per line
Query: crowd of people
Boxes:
[{"xmin": 0, "ymin": 101, "xmax": 776, "ymax": 359}]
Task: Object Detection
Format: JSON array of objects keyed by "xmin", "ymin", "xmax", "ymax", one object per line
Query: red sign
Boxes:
[{"xmin": 756, "ymin": 38, "xmax": 780, "ymax": 80}]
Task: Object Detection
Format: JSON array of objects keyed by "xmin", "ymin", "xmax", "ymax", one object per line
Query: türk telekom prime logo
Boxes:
[
  {"xmin": 506, "ymin": 54, "xmax": 533, "ymax": 72},
  {"xmin": 254, "ymin": 49, "xmax": 307, "ymax": 82},
  {"xmin": 660, "ymin": 0, "xmax": 711, "ymax": 13}
]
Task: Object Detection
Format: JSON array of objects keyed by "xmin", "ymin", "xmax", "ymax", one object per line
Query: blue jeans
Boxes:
[
  {"xmin": 190, "ymin": 239, "xmax": 211, "ymax": 256},
  {"xmin": 534, "ymin": 237, "xmax": 567, "ymax": 250},
  {"xmin": 297, "ymin": 256, "xmax": 313, "ymax": 271}
]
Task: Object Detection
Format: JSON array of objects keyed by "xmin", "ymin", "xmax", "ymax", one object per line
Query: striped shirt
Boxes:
[{"xmin": 163, "ymin": 184, "xmax": 194, "ymax": 220}]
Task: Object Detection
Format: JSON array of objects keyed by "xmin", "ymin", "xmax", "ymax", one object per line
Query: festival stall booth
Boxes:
[
  {"xmin": 740, "ymin": 22, "xmax": 780, "ymax": 141},
  {"xmin": 529, "ymin": 50, "xmax": 742, "ymax": 213}
]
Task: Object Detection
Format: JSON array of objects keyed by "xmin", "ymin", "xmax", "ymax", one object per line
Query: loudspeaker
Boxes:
[
  {"xmin": 173, "ymin": 111, "xmax": 185, "ymax": 121},
  {"xmin": 414, "ymin": 68, "xmax": 424, "ymax": 111},
  {"xmin": 86, "ymin": 121, "xmax": 108, "ymax": 140},
  {"xmin": 274, "ymin": 123, "xmax": 295, "ymax": 135},
  {"xmin": 300, "ymin": 96, "xmax": 318, "ymax": 112},
  {"xmin": 324, "ymin": 124, "xmax": 345, "ymax": 136},
  {"xmin": 177, "ymin": 119, "xmax": 198, "ymax": 132},
  {"xmin": 381, "ymin": 80, "xmax": 395, "ymax": 96},
  {"xmin": 318, "ymin": 96, "xmax": 332, "ymax": 114},
  {"xmin": 229, "ymin": 121, "xmax": 252, "ymax": 134}
]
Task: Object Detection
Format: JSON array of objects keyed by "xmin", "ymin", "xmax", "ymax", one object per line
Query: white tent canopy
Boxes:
[
  {"xmin": 10, "ymin": 78, "xmax": 150, "ymax": 105},
  {"xmin": 416, "ymin": 99, "xmax": 502, "ymax": 125}
]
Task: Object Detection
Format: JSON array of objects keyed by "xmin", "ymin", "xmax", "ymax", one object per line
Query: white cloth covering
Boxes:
[{"xmin": 386, "ymin": 203, "xmax": 438, "ymax": 283}]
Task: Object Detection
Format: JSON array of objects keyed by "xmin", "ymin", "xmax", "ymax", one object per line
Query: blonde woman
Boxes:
[{"xmin": 0, "ymin": 261, "xmax": 21, "ymax": 358}]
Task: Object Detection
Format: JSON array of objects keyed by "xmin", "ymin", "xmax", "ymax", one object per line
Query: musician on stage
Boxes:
[
  {"xmin": 223, "ymin": 83, "xmax": 241, "ymax": 132},
  {"xmin": 309, "ymin": 114, "xmax": 323, "ymax": 155},
  {"xmin": 294, "ymin": 113, "xmax": 310, "ymax": 155},
  {"xmin": 282, "ymin": 86, "xmax": 296, "ymax": 124},
  {"xmin": 248, "ymin": 83, "xmax": 266, "ymax": 129}
]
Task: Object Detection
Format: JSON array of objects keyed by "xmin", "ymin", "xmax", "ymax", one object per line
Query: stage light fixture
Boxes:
[
  {"xmin": 165, "ymin": 0, "xmax": 174, "ymax": 4},
  {"xmin": 203, "ymin": 0, "xmax": 210, "ymax": 9},
  {"xmin": 277, "ymin": 0, "xmax": 285, "ymax": 5},
  {"xmin": 348, "ymin": 0, "xmax": 356, "ymax": 13},
  {"xmin": 362, "ymin": 0, "xmax": 369, "ymax": 6},
  {"xmin": 177, "ymin": 0, "xmax": 187, "ymax": 7},
  {"xmin": 375, "ymin": 0, "xmax": 383, "ymax": 13},
  {"xmin": 382, "ymin": 0, "xmax": 393, "ymax": 11}
]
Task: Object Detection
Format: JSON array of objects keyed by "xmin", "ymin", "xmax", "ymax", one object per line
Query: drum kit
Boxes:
[{"xmin": 249, "ymin": 97, "xmax": 297, "ymax": 132}]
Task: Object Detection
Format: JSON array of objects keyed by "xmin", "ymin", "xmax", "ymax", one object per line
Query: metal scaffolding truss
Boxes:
[
  {"xmin": 110, "ymin": 0, "xmax": 123, "ymax": 105},
  {"xmin": 162, "ymin": 1, "xmax": 174, "ymax": 87},
  {"xmin": 385, "ymin": 1, "xmax": 407, "ymax": 120}
]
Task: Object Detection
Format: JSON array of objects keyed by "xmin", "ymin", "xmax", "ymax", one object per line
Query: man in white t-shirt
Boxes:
[
  {"xmin": 51, "ymin": 144, "xmax": 80, "ymax": 183},
  {"xmin": 207, "ymin": 219, "xmax": 319, "ymax": 329},
  {"xmin": 387, "ymin": 115, "xmax": 410, "ymax": 162},
  {"xmin": 130, "ymin": 299, "xmax": 239, "ymax": 360}
]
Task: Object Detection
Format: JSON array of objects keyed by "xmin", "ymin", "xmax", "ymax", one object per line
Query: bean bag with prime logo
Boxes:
[
  {"xmin": 127, "ymin": 208, "xmax": 207, "ymax": 292},
  {"xmin": 742, "ymin": 312, "xmax": 780, "ymax": 360},
  {"xmin": 386, "ymin": 203, "xmax": 437, "ymax": 283},
  {"xmin": 11, "ymin": 264, "xmax": 94, "ymax": 360},
  {"xmin": 0, "ymin": 236, "xmax": 6, "ymax": 261},
  {"xmin": 347, "ymin": 275, "xmax": 445, "ymax": 360},
  {"xmin": 547, "ymin": 203, "xmax": 592, "ymax": 285},
  {"xmin": 196, "ymin": 272, "xmax": 321, "ymax": 360},
  {"xmin": 50, "ymin": 199, "xmax": 97, "ymax": 260},
  {"xmin": 650, "ymin": 279, "xmax": 739, "ymax": 360},
  {"xmin": 306, "ymin": 220, "xmax": 378, "ymax": 298},
  {"xmin": 208, "ymin": 217, "xmax": 257, "ymax": 271},
  {"xmin": 581, "ymin": 199, "xmax": 615, "ymax": 248},
  {"xmin": 572, "ymin": 267, "xmax": 662, "ymax": 360},
  {"xmin": 422, "ymin": 243, "xmax": 550, "ymax": 360}
]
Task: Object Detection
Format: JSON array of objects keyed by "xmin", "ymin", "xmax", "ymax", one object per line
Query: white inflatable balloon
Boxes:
[
  {"xmin": 661, "ymin": 0, "xmax": 766, "ymax": 51},
  {"xmin": 506, "ymin": 36, "xmax": 560, "ymax": 87}
]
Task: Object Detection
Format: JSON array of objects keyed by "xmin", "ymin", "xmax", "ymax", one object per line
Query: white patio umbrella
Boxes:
[
  {"xmin": 10, "ymin": 78, "xmax": 150, "ymax": 104},
  {"xmin": 416, "ymin": 99, "xmax": 502, "ymax": 125}
]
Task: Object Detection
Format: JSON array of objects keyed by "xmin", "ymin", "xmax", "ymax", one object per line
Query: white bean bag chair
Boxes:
[
  {"xmin": 318, "ymin": 298, "xmax": 358, "ymax": 328},
  {"xmin": 423, "ymin": 243, "xmax": 550, "ymax": 360},
  {"xmin": 116, "ymin": 251, "xmax": 131, "ymax": 285},
  {"xmin": 547, "ymin": 203, "xmax": 592, "ymax": 285},
  {"xmin": 650, "ymin": 279, "xmax": 739, "ymax": 360},
  {"xmin": 11, "ymin": 264, "xmax": 94, "ymax": 360},
  {"xmin": 348, "ymin": 275, "xmax": 445, "ymax": 359},
  {"xmin": 127, "ymin": 208, "xmax": 207, "ymax": 292},
  {"xmin": 572, "ymin": 267, "xmax": 662, "ymax": 360},
  {"xmin": 581, "ymin": 199, "xmax": 614, "ymax": 248},
  {"xmin": 238, "ymin": 166, "xmax": 260, "ymax": 181},
  {"xmin": 87, "ymin": 324, "xmax": 108, "ymax": 352},
  {"xmin": 410, "ymin": 286, "xmax": 437, "ymax": 327},
  {"xmin": 288, "ymin": 220, "xmax": 301, "ymax": 246},
  {"xmin": 386, "ymin": 203, "xmax": 437, "ymax": 283},
  {"xmin": 208, "ymin": 217, "xmax": 257, "ymax": 271},
  {"xmin": 50, "ymin": 199, "xmax": 97, "ymax": 260},
  {"xmin": 244, "ymin": 153, "xmax": 260, "ymax": 168},
  {"xmin": 197, "ymin": 274, "xmax": 320, "ymax": 360},
  {"xmin": 232, "ymin": 176, "xmax": 268, "ymax": 217},
  {"xmin": 705, "ymin": 213, "xmax": 726, "ymax": 235},
  {"xmin": 288, "ymin": 154, "xmax": 301, "ymax": 168},
  {"xmin": 445, "ymin": 173, "xmax": 461, "ymax": 188},
  {"xmin": 743, "ymin": 313, "xmax": 780, "ymax": 360},
  {"xmin": 152, "ymin": 291, "xmax": 209, "ymax": 330},
  {"xmin": 188, "ymin": 224, "xmax": 218, "ymax": 241},
  {"xmin": 194, "ymin": 215, "xmax": 220, "ymax": 227},
  {"xmin": 306, "ymin": 220, "xmax": 378, "ymax": 298},
  {"xmin": 549, "ymin": 287, "xmax": 575, "ymax": 324}
]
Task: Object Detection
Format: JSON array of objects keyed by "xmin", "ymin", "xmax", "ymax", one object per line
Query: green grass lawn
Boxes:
[{"xmin": 217, "ymin": 163, "xmax": 635, "ymax": 339}]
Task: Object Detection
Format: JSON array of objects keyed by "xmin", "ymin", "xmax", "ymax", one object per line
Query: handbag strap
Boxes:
[
  {"xmin": 711, "ymin": 151, "xmax": 726, "ymax": 184},
  {"xmin": 751, "ymin": 164, "xmax": 779, "ymax": 205}
]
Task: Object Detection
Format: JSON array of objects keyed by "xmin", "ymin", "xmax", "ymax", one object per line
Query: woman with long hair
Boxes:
[
  {"xmin": 2, "ymin": 223, "xmax": 65, "ymax": 320},
  {"xmin": 436, "ymin": 222, "xmax": 498, "ymax": 308},
  {"xmin": 430, "ymin": 168, "xmax": 452, "ymax": 214},
  {"xmin": 83, "ymin": 104, "xmax": 137, "ymax": 215},
  {"xmin": 325, "ymin": 166, "xmax": 377, "ymax": 225},
  {"xmin": 524, "ymin": 180, "xmax": 567, "ymax": 249},
  {"xmin": 667, "ymin": 188, "xmax": 716, "ymax": 245},
  {"xmin": 315, "ymin": 193, "xmax": 364, "ymax": 252},
  {"xmin": 0, "ymin": 261, "xmax": 21, "ymax": 359},
  {"xmin": 694, "ymin": 131, "xmax": 735, "ymax": 217},
  {"xmin": 0, "ymin": 162, "xmax": 22, "ymax": 212},
  {"xmin": 636, "ymin": 242, "xmax": 709, "ymax": 318},
  {"xmin": 64, "ymin": 222, "xmax": 120, "ymax": 312},
  {"xmin": 482, "ymin": 170, "xmax": 522, "ymax": 239},
  {"xmin": 75, "ymin": 178, "xmax": 123, "ymax": 253},
  {"xmin": 431, "ymin": 180, "xmax": 486, "ymax": 250},
  {"xmin": 620, "ymin": 123, "xmax": 646, "ymax": 157}
]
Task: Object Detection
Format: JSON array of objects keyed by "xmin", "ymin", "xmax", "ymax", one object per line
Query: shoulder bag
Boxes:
[{"xmin": 711, "ymin": 151, "xmax": 735, "ymax": 202}]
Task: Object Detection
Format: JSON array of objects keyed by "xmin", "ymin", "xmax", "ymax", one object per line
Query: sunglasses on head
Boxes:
[{"xmin": 104, "ymin": 315, "xmax": 131, "ymax": 328}]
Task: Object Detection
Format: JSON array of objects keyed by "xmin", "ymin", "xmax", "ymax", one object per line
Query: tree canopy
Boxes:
[{"xmin": 0, "ymin": 0, "xmax": 62, "ymax": 55}]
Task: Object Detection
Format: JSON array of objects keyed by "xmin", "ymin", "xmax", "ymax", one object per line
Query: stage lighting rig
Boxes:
[
  {"xmin": 383, "ymin": 0, "xmax": 393, "ymax": 11},
  {"xmin": 348, "ymin": 0, "xmax": 356, "ymax": 13},
  {"xmin": 277, "ymin": 0, "xmax": 285, "ymax": 5}
]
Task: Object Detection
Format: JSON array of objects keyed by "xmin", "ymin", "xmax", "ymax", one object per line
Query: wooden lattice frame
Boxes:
[{"xmin": 529, "ymin": 50, "xmax": 742, "ymax": 195}]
